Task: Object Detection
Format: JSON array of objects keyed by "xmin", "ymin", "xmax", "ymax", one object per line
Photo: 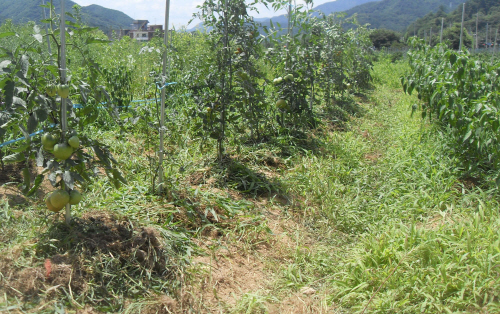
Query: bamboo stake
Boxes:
[
  {"xmin": 219, "ymin": 0, "xmax": 229, "ymax": 161},
  {"xmin": 59, "ymin": 0, "xmax": 70, "ymax": 224},
  {"xmin": 459, "ymin": 3, "xmax": 465, "ymax": 51},
  {"xmin": 440, "ymin": 18, "xmax": 444, "ymax": 43},
  {"xmin": 476, "ymin": 12, "xmax": 479, "ymax": 50},
  {"xmin": 470, "ymin": 27, "xmax": 474, "ymax": 51},
  {"xmin": 158, "ymin": 0, "xmax": 170, "ymax": 194},
  {"xmin": 41, "ymin": 0, "xmax": 53, "ymax": 57},
  {"xmin": 486, "ymin": 23, "xmax": 489, "ymax": 49},
  {"xmin": 493, "ymin": 29, "xmax": 498, "ymax": 61},
  {"xmin": 288, "ymin": 0, "xmax": 292, "ymax": 37},
  {"xmin": 496, "ymin": 29, "xmax": 499, "ymax": 51}
]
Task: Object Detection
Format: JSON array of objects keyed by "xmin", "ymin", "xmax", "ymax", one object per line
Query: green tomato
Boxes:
[
  {"xmin": 41, "ymin": 133, "xmax": 58, "ymax": 150},
  {"xmin": 46, "ymin": 196, "xmax": 62, "ymax": 212},
  {"xmin": 49, "ymin": 190, "xmax": 70, "ymax": 210},
  {"xmin": 43, "ymin": 144, "xmax": 54, "ymax": 151},
  {"xmin": 67, "ymin": 136, "xmax": 80, "ymax": 149},
  {"xmin": 46, "ymin": 84, "xmax": 57, "ymax": 97},
  {"xmin": 53, "ymin": 143, "xmax": 73, "ymax": 160},
  {"xmin": 57, "ymin": 84, "xmax": 70, "ymax": 98},
  {"xmin": 276, "ymin": 99, "xmax": 288, "ymax": 110},
  {"xmin": 69, "ymin": 190, "xmax": 82, "ymax": 205},
  {"xmin": 284, "ymin": 74, "xmax": 294, "ymax": 82}
]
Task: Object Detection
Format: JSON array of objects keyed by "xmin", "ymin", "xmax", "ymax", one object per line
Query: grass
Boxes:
[
  {"xmin": 1, "ymin": 56, "xmax": 500, "ymax": 313},
  {"xmin": 263, "ymin": 57, "xmax": 500, "ymax": 313}
]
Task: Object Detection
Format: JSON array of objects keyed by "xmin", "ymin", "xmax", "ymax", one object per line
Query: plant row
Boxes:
[
  {"xmin": 402, "ymin": 38, "xmax": 500, "ymax": 183},
  {"xmin": 0, "ymin": 0, "xmax": 375, "ymax": 213}
]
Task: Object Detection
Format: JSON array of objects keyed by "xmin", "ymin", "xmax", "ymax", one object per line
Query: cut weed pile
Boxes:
[
  {"xmin": 1, "ymin": 58, "xmax": 500, "ymax": 313},
  {"xmin": 0, "ymin": 210, "xmax": 191, "ymax": 313}
]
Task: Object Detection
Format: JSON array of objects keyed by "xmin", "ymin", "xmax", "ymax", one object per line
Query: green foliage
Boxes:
[
  {"xmin": 262, "ymin": 9, "xmax": 373, "ymax": 131},
  {"xmin": 370, "ymin": 28, "xmax": 402, "ymax": 49},
  {"xmin": 316, "ymin": 14, "xmax": 373, "ymax": 100},
  {"xmin": 442, "ymin": 23, "xmax": 473, "ymax": 49},
  {"xmin": 333, "ymin": 206, "xmax": 500, "ymax": 313},
  {"xmin": 402, "ymin": 39, "xmax": 500, "ymax": 182},
  {"xmin": 255, "ymin": 0, "xmax": 377, "ymax": 32},
  {"xmin": 102, "ymin": 64, "xmax": 134, "ymax": 109},
  {"xmin": 408, "ymin": 0, "xmax": 500, "ymax": 47},
  {"xmin": 189, "ymin": 0, "xmax": 273, "ymax": 160},
  {"xmin": 0, "ymin": 2, "xmax": 124, "ymax": 207},
  {"xmin": 280, "ymin": 59, "xmax": 500, "ymax": 313},
  {"xmin": 2, "ymin": 10, "xmax": 500, "ymax": 312}
]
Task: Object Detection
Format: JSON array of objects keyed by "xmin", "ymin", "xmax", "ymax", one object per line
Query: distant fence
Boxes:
[
  {"xmin": 377, "ymin": 47, "xmax": 410, "ymax": 54},
  {"xmin": 375, "ymin": 46, "xmax": 500, "ymax": 56}
]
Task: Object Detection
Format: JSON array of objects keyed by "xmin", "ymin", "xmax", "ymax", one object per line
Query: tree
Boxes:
[
  {"xmin": 369, "ymin": 28, "xmax": 401, "ymax": 49},
  {"xmin": 442, "ymin": 23, "xmax": 473, "ymax": 49}
]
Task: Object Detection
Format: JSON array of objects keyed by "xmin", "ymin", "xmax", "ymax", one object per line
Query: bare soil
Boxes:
[{"xmin": 0, "ymin": 162, "xmax": 52, "ymax": 206}]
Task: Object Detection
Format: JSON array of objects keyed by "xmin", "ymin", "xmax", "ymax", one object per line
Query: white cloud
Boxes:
[{"xmin": 72, "ymin": 0, "xmax": 334, "ymax": 28}]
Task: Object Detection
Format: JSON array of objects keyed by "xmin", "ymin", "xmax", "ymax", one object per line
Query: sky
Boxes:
[{"xmin": 72, "ymin": 0, "xmax": 334, "ymax": 28}]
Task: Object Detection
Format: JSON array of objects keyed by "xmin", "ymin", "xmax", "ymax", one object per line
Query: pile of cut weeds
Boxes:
[{"xmin": 0, "ymin": 211, "xmax": 190, "ymax": 312}]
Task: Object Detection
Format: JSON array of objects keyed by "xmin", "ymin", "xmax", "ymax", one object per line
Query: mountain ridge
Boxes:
[
  {"xmin": 345, "ymin": 0, "xmax": 467, "ymax": 32},
  {"xmin": 0, "ymin": 0, "xmax": 134, "ymax": 32},
  {"xmin": 313, "ymin": 0, "xmax": 381, "ymax": 16},
  {"xmin": 189, "ymin": 0, "xmax": 380, "ymax": 32},
  {"xmin": 190, "ymin": 0, "xmax": 465, "ymax": 33}
]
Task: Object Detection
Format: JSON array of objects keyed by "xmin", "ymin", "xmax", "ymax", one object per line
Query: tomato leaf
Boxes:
[
  {"xmin": 27, "ymin": 113, "xmax": 38, "ymax": 134},
  {"xmin": 36, "ymin": 147, "xmax": 45, "ymax": 167},
  {"xmin": 2, "ymin": 152, "xmax": 26, "ymax": 163},
  {"xmin": 63, "ymin": 171, "xmax": 75, "ymax": 190},
  {"xmin": 27, "ymin": 174, "xmax": 45, "ymax": 197}
]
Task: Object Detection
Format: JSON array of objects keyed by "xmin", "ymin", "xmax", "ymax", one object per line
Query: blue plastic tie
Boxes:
[
  {"xmin": 0, "ymin": 124, "xmax": 57, "ymax": 149},
  {"xmin": 1, "ymin": 84, "xmax": 190, "ymax": 149},
  {"xmin": 156, "ymin": 81, "xmax": 178, "ymax": 90}
]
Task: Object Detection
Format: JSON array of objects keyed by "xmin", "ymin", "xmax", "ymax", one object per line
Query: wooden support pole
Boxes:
[
  {"xmin": 459, "ymin": 3, "xmax": 465, "ymax": 51},
  {"xmin": 476, "ymin": 12, "xmax": 479, "ymax": 50},
  {"xmin": 158, "ymin": 0, "xmax": 170, "ymax": 194},
  {"xmin": 440, "ymin": 18, "xmax": 444, "ymax": 44},
  {"xmin": 59, "ymin": 0, "xmax": 71, "ymax": 224}
]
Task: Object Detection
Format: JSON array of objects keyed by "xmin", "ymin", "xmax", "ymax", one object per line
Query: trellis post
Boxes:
[{"xmin": 158, "ymin": 0, "xmax": 170, "ymax": 194}]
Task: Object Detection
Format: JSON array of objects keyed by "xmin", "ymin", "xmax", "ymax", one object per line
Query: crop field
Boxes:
[{"xmin": 1, "ymin": 1, "xmax": 500, "ymax": 313}]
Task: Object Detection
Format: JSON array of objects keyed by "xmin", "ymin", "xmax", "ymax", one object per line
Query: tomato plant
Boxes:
[
  {"xmin": 262, "ymin": 0, "xmax": 319, "ymax": 129},
  {"xmin": 317, "ymin": 13, "xmax": 373, "ymax": 105},
  {"xmin": 0, "ymin": 1, "xmax": 125, "ymax": 222},
  {"xmin": 191, "ymin": 0, "xmax": 272, "ymax": 160}
]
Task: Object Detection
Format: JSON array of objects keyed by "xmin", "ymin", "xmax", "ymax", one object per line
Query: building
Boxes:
[{"xmin": 121, "ymin": 20, "xmax": 163, "ymax": 41}]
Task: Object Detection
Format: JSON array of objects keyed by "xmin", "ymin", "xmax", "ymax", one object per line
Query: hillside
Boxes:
[
  {"xmin": 192, "ymin": 0, "xmax": 380, "ymax": 32},
  {"xmin": 259, "ymin": 0, "xmax": 380, "ymax": 29},
  {"xmin": 313, "ymin": 0, "xmax": 381, "ymax": 16},
  {"xmin": 0, "ymin": 0, "xmax": 134, "ymax": 31},
  {"xmin": 345, "ymin": 0, "xmax": 466, "ymax": 31},
  {"xmin": 233, "ymin": 0, "xmax": 466, "ymax": 33},
  {"xmin": 408, "ymin": 0, "xmax": 500, "ymax": 46},
  {"xmin": 80, "ymin": 4, "xmax": 135, "ymax": 31}
]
